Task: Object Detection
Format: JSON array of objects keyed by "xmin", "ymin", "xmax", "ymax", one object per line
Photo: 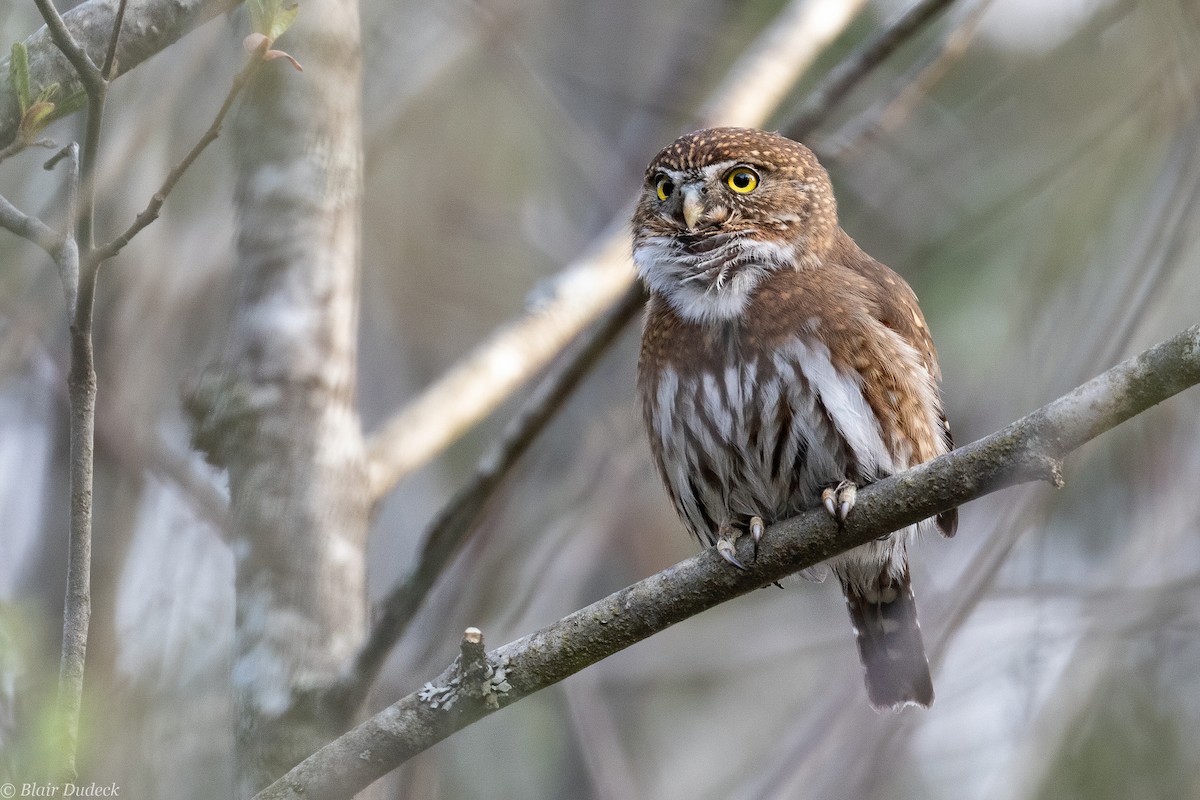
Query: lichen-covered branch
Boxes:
[{"xmin": 255, "ymin": 326, "xmax": 1200, "ymax": 800}]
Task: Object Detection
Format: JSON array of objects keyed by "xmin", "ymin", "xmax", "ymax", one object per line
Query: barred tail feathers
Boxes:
[{"xmin": 841, "ymin": 569, "xmax": 934, "ymax": 710}]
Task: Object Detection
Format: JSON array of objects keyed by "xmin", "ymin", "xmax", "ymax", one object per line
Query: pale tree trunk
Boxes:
[{"xmin": 185, "ymin": 0, "xmax": 368, "ymax": 795}]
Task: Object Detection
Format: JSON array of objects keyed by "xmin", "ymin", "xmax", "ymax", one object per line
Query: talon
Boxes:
[
  {"xmin": 835, "ymin": 481, "xmax": 857, "ymax": 521},
  {"xmin": 822, "ymin": 481, "xmax": 858, "ymax": 526},
  {"xmin": 821, "ymin": 488, "xmax": 837, "ymax": 518},
  {"xmin": 716, "ymin": 538, "xmax": 746, "ymax": 570},
  {"xmin": 749, "ymin": 515, "xmax": 765, "ymax": 561}
]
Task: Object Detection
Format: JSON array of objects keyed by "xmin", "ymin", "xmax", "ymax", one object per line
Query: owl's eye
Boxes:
[
  {"xmin": 726, "ymin": 167, "xmax": 759, "ymax": 194},
  {"xmin": 655, "ymin": 175, "xmax": 675, "ymax": 201}
]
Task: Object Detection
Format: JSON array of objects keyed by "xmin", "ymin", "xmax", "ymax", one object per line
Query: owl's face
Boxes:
[{"xmin": 632, "ymin": 127, "xmax": 837, "ymax": 325}]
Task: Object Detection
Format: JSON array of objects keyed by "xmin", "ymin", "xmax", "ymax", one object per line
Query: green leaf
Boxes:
[
  {"xmin": 10, "ymin": 41, "xmax": 31, "ymax": 114},
  {"xmin": 46, "ymin": 87, "xmax": 86, "ymax": 121},
  {"xmin": 248, "ymin": 0, "xmax": 299, "ymax": 43},
  {"xmin": 19, "ymin": 101, "xmax": 56, "ymax": 139},
  {"xmin": 34, "ymin": 82, "xmax": 60, "ymax": 105}
]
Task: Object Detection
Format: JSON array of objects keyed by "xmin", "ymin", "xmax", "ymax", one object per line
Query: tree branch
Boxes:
[
  {"xmin": 0, "ymin": 192, "xmax": 64, "ymax": 255},
  {"xmin": 32, "ymin": 0, "xmax": 104, "ymax": 94},
  {"xmin": 256, "ymin": 325, "xmax": 1200, "ymax": 800},
  {"xmin": 87, "ymin": 41, "xmax": 268, "ymax": 268},
  {"xmin": 781, "ymin": 0, "xmax": 959, "ymax": 139},
  {"xmin": 0, "ymin": 0, "xmax": 243, "ymax": 149}
]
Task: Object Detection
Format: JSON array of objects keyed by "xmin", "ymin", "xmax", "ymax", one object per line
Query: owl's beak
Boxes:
[{"xmin": 681, "ymin": 184, "xmax": 704, "ymax": 231}]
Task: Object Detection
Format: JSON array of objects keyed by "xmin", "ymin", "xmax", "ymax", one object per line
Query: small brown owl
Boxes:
[{"xmin": 634, "ymin": 127, "xmax": 956, "ymax": 709}]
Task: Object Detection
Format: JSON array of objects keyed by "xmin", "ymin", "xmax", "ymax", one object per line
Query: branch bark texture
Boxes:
[{"xmin": 257, "ymin": 326, "xmax": 1200, "ymax": 799}]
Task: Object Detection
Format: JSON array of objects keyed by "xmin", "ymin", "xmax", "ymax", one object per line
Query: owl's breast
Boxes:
[{"xmin": 639, "ymin": 311, "xmax": 897, "ymax": 543}]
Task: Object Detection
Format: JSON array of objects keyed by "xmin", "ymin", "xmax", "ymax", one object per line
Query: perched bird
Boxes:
[{"xmin": 634, "ymin": 127, "xmax": 956, "ymax": 709}]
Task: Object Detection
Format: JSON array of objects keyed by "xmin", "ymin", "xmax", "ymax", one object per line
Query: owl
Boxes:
[{"xmin": 633, "ymin": 127, "xmax": 956, "ymax": 709}]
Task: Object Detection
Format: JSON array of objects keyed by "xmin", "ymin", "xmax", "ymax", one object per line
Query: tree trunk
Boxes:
[{"xmin": 185, "ymin": 1, "xmax": 367, "ymax": 795}]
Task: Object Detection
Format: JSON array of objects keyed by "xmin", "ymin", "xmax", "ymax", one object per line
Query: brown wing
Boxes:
[{"xmin": 831, "ymin": 230, "xmax": 958, "ymax": 537}]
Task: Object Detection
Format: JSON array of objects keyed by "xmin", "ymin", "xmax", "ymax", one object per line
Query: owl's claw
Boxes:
[
  {"xmin": 821, "ymin": 481, "xmax": 857, "ymax": 526},
  {"xmin": 749, "ymin": 515, "xmax": 765, "ymax": 561},
  {"xmin": 715, "ymin": 523, "xmax": 747, "ymax": 570},
  {"xmin": 716, "ymin": 537, "xmax": 746, "ymax": 570}
]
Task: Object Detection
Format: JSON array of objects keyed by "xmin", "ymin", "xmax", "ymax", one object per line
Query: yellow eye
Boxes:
[
  {"xmin": 726, "ymin": 167, "xmax": 759, "ymax": 194},
  {"xmin": 655, "ymin": 174, "xmax": 675, "ymax": 201}
]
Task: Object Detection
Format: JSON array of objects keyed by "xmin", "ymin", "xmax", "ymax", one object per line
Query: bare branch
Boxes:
[
  {"xmin": 88, "ymin": 42, "xmax": 268, "ymax": 268},
  {"xmin": 256, "ymin": 326, "xmax": 1200, "ymax": 800},
  {"xmin": 0, "ymin": 192, "xmax": 64, "ymax": 254},
  {"xmin": 101, "ymin": 0, "xmax": 130, "ymax": 81},
  {"xmin": 820, "ymin": 0, "xmax": 995, "ymax": 158},
  {"xmin": 782, "ymin": 0, "xmax": 959, "ymax": 139},
  {"xmin": 699, "ymin": 0, "xmax": 869, "ymax": 128},
  {"xmin": 364, "ymin": 228, "xmax": 634, "ymax": 498}
]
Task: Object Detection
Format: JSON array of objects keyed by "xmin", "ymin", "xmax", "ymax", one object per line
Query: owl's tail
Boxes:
[{"xmin": 841, "ymin": 569, "xmax": 934, "ymax": 710}]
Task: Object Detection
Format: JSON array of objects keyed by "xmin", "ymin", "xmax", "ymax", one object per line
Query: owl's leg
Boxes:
[
  {"xmin": 715, "ymin": 521, "xmax": 747, "ymax": 570},
  {"xmin": 821, "ymin": 480, "xmax": 857, "ymax": 525}
]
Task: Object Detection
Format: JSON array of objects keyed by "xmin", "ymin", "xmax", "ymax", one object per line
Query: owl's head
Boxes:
[{"xmin": 632, "ymin": 128, "xmax": 838, "ymax": 324}]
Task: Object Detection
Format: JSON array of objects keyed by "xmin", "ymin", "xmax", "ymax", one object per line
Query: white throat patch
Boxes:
[{"xmin": 634, "ymin": 236, "xmax": 793, "ymax": 325}]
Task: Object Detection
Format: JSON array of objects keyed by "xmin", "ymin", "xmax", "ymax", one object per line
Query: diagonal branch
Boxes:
[
  {"xmin": 781, "ymin": 0, "xmax": 959, "ymax": 139},
  {"xmin": 256, "ymin": 325, "xmax": 1200, "ymax": 800},
  {"xmin": 0, "ymin": 192, "xmax": 64, "ymax": 254},
  {"xmin": 87, "ymin": 42, "xmax": 268, "ymax": 268}
]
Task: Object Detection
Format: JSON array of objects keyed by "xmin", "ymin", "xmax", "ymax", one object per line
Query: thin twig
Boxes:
[
  {"xmin": 0, "ymin": 192, "xmax": 64, "ymax": 254},
  {"xmin": 255, "ymin": 325, "xmax": 1200, "ymax": 800},
  {"xmin": 2, "ymin": 0, "xmax": 245, "ymax": 150},
  {"xmin": 88, "ymin": 43, "xmax": 267, "ymax": 268},
  {"xmin": 338, "ymin": 283, "xmax": 645, "ymax": 711},
  {"xmin": 102, "ymin": 0, "xmax": 130, "ymax": 80},
  {"xmin": 821, "ymin": 0, "xmax": 995, "ymax": 158},
  {"xmin": 782, "ymin": 0, "xmax": 959, "ymax": 140}
]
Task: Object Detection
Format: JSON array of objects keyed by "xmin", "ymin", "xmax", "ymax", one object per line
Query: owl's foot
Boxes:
[
  {"xmin": 821, "ymin": 480, "xmax": 857, "ymax": 526},
  {"xmin": 715, "ymin": 522, "xmax": 747, "ymax": 570}
]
